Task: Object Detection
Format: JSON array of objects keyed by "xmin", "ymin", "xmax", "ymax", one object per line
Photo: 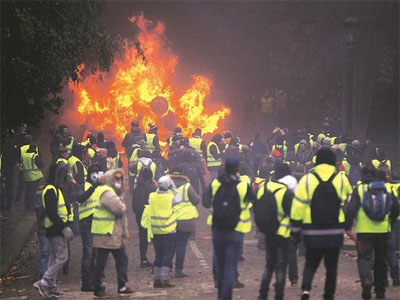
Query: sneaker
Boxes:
[
  {"xmin": 175, "ymin": 269, "xmax": 188, "ymax": 278},
  {"xmin": 49, "ymin": 286, "xmax": 66, "ymax": 297},
  {"xmin": 301, "ymin": 291, "xmax": 310, "ymax": 300},
  {"xmin": 33, "ymin": 280, "xmax": 52, "ymax": 298},
  {"xmin": 160, "ymin": 280, "xmax": 174, "ymax": 288},
  {"xmin": 140, "ymin": 260, "xmax": 152, "ymax": 268},
  {"xmin": 233, "ymin": 280, "xmax": 244, "ymax": 288},
  {"xmin": 94, "ymin": 289, "xmax": 113, "ymax": 299},
  {"xmin": 118, "ymin": 286, "xmax": 134, "ymax": 295}
]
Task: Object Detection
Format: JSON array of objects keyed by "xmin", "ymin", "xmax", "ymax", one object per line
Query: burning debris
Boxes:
[{"xmin": 69, "ymin": 14, "xmax": 230, "ymax": 141}]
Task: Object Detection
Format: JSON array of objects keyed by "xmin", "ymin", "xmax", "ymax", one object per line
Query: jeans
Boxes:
[
  {"xmin": 387, "ymin": 221, "xmax": 400, "ymax": 282},
  {"xmin": 24, "ymin": 179, "xmax": 40, "ymax": 211},
  {"xmin": 37, "ymin": 233, "xmax": 49, "ymax": 278},
  {"xmin": 80, "ymin": 218, "xmax": 96, "ymax": 287},
  {"xmin": 302, "ymin": 247, "xmax": 340, "ymax": 298},
  {"xmin": 213, "ymin": 229, "xmax": 243, "ymax": 300},
  {"xmin": 153, "ymin": 233, "xmax": 176, "ymax": 268},
  {"xmin": 259, "ymin": 234, "xmax": 289, "ymax": 300},
  {"xmin": 42, "ymin": 236, "xmax": 68, "ymax": 288},
  {"xmin": 93, "ymin": 247, "xmax": 129, "ymax": 292},
  {"xmin": 357, "ymin": 233, "xmax": 388, "ymax": 294},
  {"xmin": 135, "ymin": 212, "xmax": 148, "ymax": 261},
  {"xmin": 173, "ymin": 231, "xmax": 190, "ymax": 270},
  {"xmin": 288, "ymin": 242, "xmax": 299, "ymax": 283}
]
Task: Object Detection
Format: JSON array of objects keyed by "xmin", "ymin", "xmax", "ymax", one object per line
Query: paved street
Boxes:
[{"xmin": 1, "ymin": 203, "xmax": 399, "ymax": 300}]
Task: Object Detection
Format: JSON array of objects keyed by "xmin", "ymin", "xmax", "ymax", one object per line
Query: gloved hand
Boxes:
[{"xmin": 62, "ymin": 226, "xmax": 74, "ymax": 242}]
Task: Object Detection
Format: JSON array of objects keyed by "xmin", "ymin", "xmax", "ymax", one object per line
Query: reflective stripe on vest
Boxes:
[
  {"xmin": 145, "ymin": 134, "xmax": 156, "ymax": 152},
  {"xmin": 78, "ymin": 182, "xmax": 98, "ymax": 220},
  {"xmin": 113, "ymin": 154, "xmax": 120, "ymax": 169},
  {"xmin": 91, "ymin": 185, "xmax": 116, "ymax": 234},
  {"xmin": 21, "ymin": 152, "xmax": 43, "ymax": 182},
  {"xmin": 372, "ymin": 159, "xmax": 391, "ymax": 172},
  {"xmin": 355, "ymin": 183, "xmax": 391, "ymax": 233},
  {"xmin": 148, "ymin": 192, "xmax": 177, "ymax": 234},
  {"xmin": 65, "ymin": 137, "xmax": 74, "ymax": 153},
  {"xmin": 173, "ymin": 183, "xmax": 199, "ymax": 221},
  {"xmin": 208, "ymin": 179, "xmax": 251, "ymax": 233},
  {"xmin": 42, "ymin": 185, "xmax": 68, "ymax": 228},
  {"xmin": 129, "ymin": 148, "xmax": 141, "ymax": 176},
  {"xmin": 207, "ymin": 142, "xmax": 221, "ymax": 167},
  {"xmin": 189, "ymin": 137, "xmax": 203, "ymax": 159},
  {"xmin": 256, "ymin": 181, "xmax": 290, "ymax": 238}
]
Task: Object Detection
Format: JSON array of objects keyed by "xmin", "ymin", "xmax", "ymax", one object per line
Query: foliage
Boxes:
[{"xmin": 1, "ymin": 1, "xmax": 116, "ymax": 130}]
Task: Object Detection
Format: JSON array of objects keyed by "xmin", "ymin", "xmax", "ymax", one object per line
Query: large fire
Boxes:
[{"xmin": 68, "ymin": 14, "xmax": 230, "ymax": 142}]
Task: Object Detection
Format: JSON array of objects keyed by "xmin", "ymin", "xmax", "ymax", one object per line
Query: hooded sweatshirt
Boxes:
[{"xmin": 93, "ymin": 168, "xmax": 128, "ymax": 249}]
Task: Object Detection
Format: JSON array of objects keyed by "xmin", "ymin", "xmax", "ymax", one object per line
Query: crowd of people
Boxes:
[{"xmin": 0, "ymin": 119, "xmax": 399, "ymax": 300}]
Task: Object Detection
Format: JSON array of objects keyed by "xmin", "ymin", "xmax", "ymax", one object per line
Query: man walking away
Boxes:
[
  {"xmin": 290, "ymin": 148, "xmax": 352, "ymax": 300},
  {"xmin": 345, "ymin": 167, "xmax": 399, "ymax": 299},
  {"xmin": 254, "ymin": 162, "xmax": 294, "ymax": 300},
  {"xmin": 203, "ymin": 156, "xmax": 253, "ymax": 300}
]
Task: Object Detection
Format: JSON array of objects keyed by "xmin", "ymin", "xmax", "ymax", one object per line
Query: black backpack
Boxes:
[
  {"xmin": 310, "ymin": 172, "xmax": 341, "ymax": 226},
  {"xmin": 212, "ymin": 181, "xmax": 241, "ymax": 231},
  {"xmin": 254, "ymin": 183, "xmax": 283, "ymax": 235}
]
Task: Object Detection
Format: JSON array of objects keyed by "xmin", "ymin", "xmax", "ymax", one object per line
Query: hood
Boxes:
[
  {"xmin": 217, "ymin": 172, "xmax": 240, "ymax": 185},
  {"xmin": 278, "ymin": 175, "xmax": 298, "ymax": 193},
  {"xmin": 55, "ymin": 162, "xmax": 69, "ymax": 188},
  {"xmin": 87, "ymin": 164, "xmax": 102, "ymax": 184},
  {"xmin": 170, "ymin": 173, "xmax": 190, "ymax": 188},
  {"xmin": 138, "ymin": 157, "xmax": 152, "ymax": 166},
  {"xmin": 104, "ymin": 168, "xmax": 124, "ymax": 187}
]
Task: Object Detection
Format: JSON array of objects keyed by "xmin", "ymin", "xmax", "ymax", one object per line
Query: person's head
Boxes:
[
  {"xmin": 158, "ymin": 175, "xmax": 172, "ymax": 191},
  {"xmin": 106, "ymin": 140, "xmax": 116, "ymax": 151},
  {"xmin": 322, "ymin": 137, "xmax": 331, "ymax": 148},
  {"xmin": 138, "ymin": 167, "xmax": 154, "ymax": 183},
  {"xmin": 193, "ymin": 128, "xmax": 202, "ymax": 137},
  {"xmin": 23, "ymin": 134, "xmax": 33, "ymax": 145},
  {"xmin": 212, "ymin": 133, "xmax": 223, "ymax": 143},
  {"xmin": 223, "ymin": 131, "xmax": 232, "ymax": 144},
  {"xmin": 299, "ymin": 139, "xmax": 308, "ymax": 152},
  {"xmin": 71, "ymin": 144, "xmax": 84, "ymax": 160},
  {"xmin": 229, "ymin": 137, "xmax": 239, "ymax": 147},
  {"xmin": 181, "ymin": 137, "xmax": 189, "ymax": 147},
  {"xmin": 98, "ymin": 148, "xmax": 108, "ymax": 158},
  {"xmin": 315, "ymin": 148, "xmax": 336, "ymax": 166},
  {"xmin": 271, "ymin": 149, "xmax": 282, "ymax": 161},
  {"xmin": 88, "ymin": 164, "xmax": 102, "ymax": 184},
  {"xmin": 47, "ymin": 163, "xmax": 57, "ymax": 185},
  {"xmin": 54, "ymin": 162, "xmax": 69, "ymax": 188},
  {"xmin": 97, "ymin": 132, "xmax": 105, "ymax": 141},
  {"xmin": 59, "ymin": 124, "xmax": 68, "ymax": 134},
  {"xmin": 322, "ymin": 122, "xmax": 330, "ymax": 133},
  {"xmin": 88, "ymin": 134, "xmax": 97, "ymax": 145},
  {"xmin": 376, "ymin": 147, "xmax": 386, "ymax": 160},
  {"xmin": 351, "ymin": 139, "xmax": 360, "ymax": 150},
  {"xmin": 361, "ymin": 166, "xmax": 376, "ymax": 183},
  {"xmin": 376, "ymin": 169, "xmax": 388, "ymax": 182},
  {"xmin": 131, "ymin": 120, "xmax": 139, "ymax": 128},
  {"xmin": 104, "ymin": 169, "xmax": 124, "ymax": 194},
  {"xmin": 276, "ymin": 135, "xmax": 285, "ymax": 146},
  {"xmin": 171, "ymin": 165, "xmax": 183, "ymax": 174},
  {"xmin": 58, "ymin": 147, "xmax": 69, "ymax": 159},
  {"xmin": 274, "ymin": 162, "xmax": 292, "ymax": 180},
  {"xmin": 148, "ymin": 123, "xmax": 158, "ymax": 134},
  {"xmin": 225, "ymin": 156, "xmax": 240, "ymax": 175},
  {"xmin": 173, "ymin": 127, "xmax": 182, "ymax": 136}
]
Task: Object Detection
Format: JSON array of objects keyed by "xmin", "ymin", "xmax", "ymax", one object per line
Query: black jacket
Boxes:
[{"xmin": 132, "ymin": 181, "xmax": 157, "ymax": 216}]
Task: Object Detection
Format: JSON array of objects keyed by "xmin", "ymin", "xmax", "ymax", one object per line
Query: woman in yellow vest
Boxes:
[
  {"xmin": 91, "ymin": 169, "xmax": 133, "ymax": 298},
  {"xmin": 33, "ymin": 163, "xmax": 73, "ymax": 298},
  {"xmin": 146, "ymin": 175, "xmax": 180, "ymax": 288},
  {"xmin": 170, "ymin": 167, "xmax": 201, "ymax": 278}
]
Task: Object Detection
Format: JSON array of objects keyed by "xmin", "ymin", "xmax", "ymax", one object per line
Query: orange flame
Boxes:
[{"xmin": 68, "ymin": 14, "xmax": 230, "ymax": 142}]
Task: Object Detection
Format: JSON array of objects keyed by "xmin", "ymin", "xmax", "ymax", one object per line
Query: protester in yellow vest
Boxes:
[
  {"xmin": 203, "ymin": 156, "xmax": 254, "ymax": 300},
  {"xmin": 207, "ymin": 134, "xmax": 224, "ymax": 181},
  {"xmin": 144, "ymin": 123, "xmax": 160, "ymax": 154},
  {"xmin": 76, "ymin": 164, "xmax": 103, "ymax": 292},
  {"xmin": 20, "ymin": 143, "xmax": 44, "ymax": 211},
  {"xmin": 255, "ymin": 162, "xmax": 295, "ymax": 300},
  {"xmin": 170, "ymin": 167, "xmax": 201, "ymax": 278},
  {"xmin": 33, "ymin": 163, "xmax": 73, "ymax": 298},
  {"xmin": 345, "ymin": 167, "xmax": 399, "ymax": 299},
  {"xmin": 91, "ymin": 168, "xmax": 133, "ymax": 298},
  {"xmin": 128, "ymin": 143, "xmax": 144, "ymax": 194},
  {"xmin": 189, "ymin": 128, "xmax": 207, "ymax": 161},
  {"xmin": 143, "ymin": 175, "xmax": 181, "ymax": 288}
]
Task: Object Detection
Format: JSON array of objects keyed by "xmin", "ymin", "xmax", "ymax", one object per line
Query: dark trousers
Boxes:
[
  {"xmin": 387, "ymin": 221, "xmax": 400, "ymax": 282},
  {"xmin": 173, "ymin": 231, "xmax": 190, "ymax": 270},
  {"xmin": 1, "ymin": 168, "xmax": 14, "ymax": 210},
  {"xmin": 288, "ymin": 242, "xmax": 299, "ymax": 283},
  {"xmin": 80, "ymin": 218, "xmax": 96, "ymax": 287},
  {"xmin": 135, "ymin": 212, "xmax": 148, "ymax": 261},
  {"xmin": 302, "ymin": 247, "xmax": 340, "ymax": 298},
  {"xmin": 24, "ymin": 179, "xmax": 40, "ymax": 211},
  {"xmin": 153, "ymin": 233, "xmax": 176, "ymax": 268},
  {"xmin": 213, "ymin": 229, "xmax": 243, "ymax": 300},
  {"xmin": 259, "ymin": 234, "xmax": 289, "ymax": 300},
  {"xmin": 93, "ymin": 247, "xmax": 128, "ymax": 291},
  {"xmin": 16, "ymin": 171, "xmax": 24, "ymax": 202},
  {"xmin": 357, "ymin": 233, "xmax": 388, "ymax": 294}
]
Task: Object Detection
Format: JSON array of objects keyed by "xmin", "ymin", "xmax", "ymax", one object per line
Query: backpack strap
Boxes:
[{"xmin": 312, "ymin": 172, "xmax": 336, "ymax": 184}]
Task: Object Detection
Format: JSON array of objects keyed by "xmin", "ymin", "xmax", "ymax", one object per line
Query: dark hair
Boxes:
[
  {"xmin": 274, "ymin": 162, "xmax": 292, "ymax": 180},
  {"xmin": 315, "ymin": 148, "xmax": 336, "ymax": 166},
  {"xmin": 376, "ymin": 170, "xmax": 387, "ymax": 182},
  {"xmin": 47, "ymin": 163, "xmax": 57, "ymax": 184},
  {"xmin": 225, "ymin": 156, "xmax": 239, "ymax": 174},
  {"xmin": 137, "ymin": 167, "xmax": 153, "ymax": 183},
  {"xmin": 71, "ymin": 144, "xmax": 84, "ymax": 160},
  {"xmin": 361, "ymin": 166, "xmax": 376, "ymax": 183}
]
